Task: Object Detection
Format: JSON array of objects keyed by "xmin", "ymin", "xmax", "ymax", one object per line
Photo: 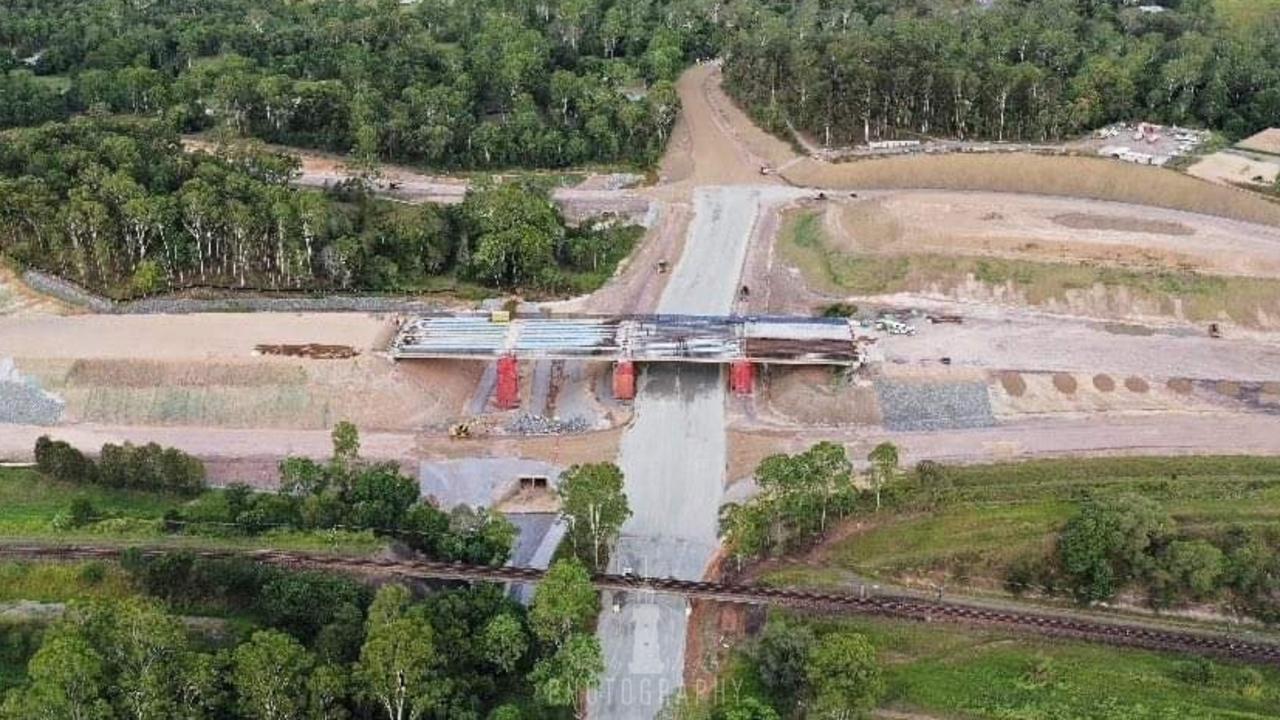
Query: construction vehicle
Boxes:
[
  {"xmin": 875, "ymin": 317, "xmax": 916, "ymax": 336},
  {"xmin": 449, "ymin": 422, "xmax": 471, "ymax": 439},
  {"xmin": 1208, "ymin": 323, "xmax": 1222, "ymax": 339}
]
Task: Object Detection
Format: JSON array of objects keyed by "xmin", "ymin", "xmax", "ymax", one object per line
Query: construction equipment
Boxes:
[
  {"xmin": 1208, "ymin": 323, "xmax": 1222, "ymax": 339},
  {"xmin": 875, "ymin": 318, "xmax": 917, "ymax": 336},
  {"xmin": 928, "ymin": 314, "xmax": 963, "ymax": 324},
  {"xmin": 449, "ymin": 422, "xmax": 472, "ymax": 439}
]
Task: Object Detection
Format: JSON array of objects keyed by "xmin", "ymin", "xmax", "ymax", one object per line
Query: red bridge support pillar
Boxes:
[
  {"xmin": 612, "ymin": 360, "xmax": 636, "ymax": 401},
  {"xmin": 496, "ymin": 355, "xmax": 520, "ymax": 409},
  {"xmin": 730, "ymin": 360, "xmax": 755, "ymax": 396}
]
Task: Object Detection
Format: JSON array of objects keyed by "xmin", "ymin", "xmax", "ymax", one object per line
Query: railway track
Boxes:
[{"xmin": 4, "ymin": 542, "xmax": 1279, "ymax": 666}]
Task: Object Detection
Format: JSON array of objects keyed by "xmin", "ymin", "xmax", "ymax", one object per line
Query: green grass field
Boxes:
[
  {"xmin": 0, "ymin": 467, "xmax": 383, "ymax": 554},
  {"xmin": 779, "ymin": 208, "xmax": 1280, "ymax": 326},
  {"xmin": 802, "ymin": 615, "xmax": 1280, "ymax": 719},
  {"xmin": 761, "ymin": 456, "xmax": 1280, "ymax": 591}
]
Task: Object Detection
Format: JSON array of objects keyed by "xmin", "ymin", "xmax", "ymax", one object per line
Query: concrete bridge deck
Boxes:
[{"xmin": 390, "ymin": 313, "xmax": 865, "ymax": 366}]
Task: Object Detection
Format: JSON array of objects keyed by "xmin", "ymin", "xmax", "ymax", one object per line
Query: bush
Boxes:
[
  {"xmin": 98, "ymin": 441, "xmax": 206, "ymax": 495},
  {"xmin": 68, "ymin": 497, "xmax": 98, "ymax": 528},
  {"xmin": 33, "ymin": 435, "xmax": 96, "ymax": 484},
  {"xmin": 821, "ymin": 302, "xmax": 858, "ymax": 318},
  {"xmin": 32, "ymin": 436, "xmax": 204, "ymax": 494}
]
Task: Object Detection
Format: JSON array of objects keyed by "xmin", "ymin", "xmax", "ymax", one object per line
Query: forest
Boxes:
[
  {"xmin": 0, "ymin": 117, "xmax": 639, "ymax": 297},
  {"xmin": 719, "ymin": 0, "xmax": 1280, "ymax": 145},
  {"xmin": 0, "ymin": 0, "xmax": 715, "ymax": 169}
]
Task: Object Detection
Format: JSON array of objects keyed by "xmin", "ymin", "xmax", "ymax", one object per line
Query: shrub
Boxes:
[
  {"xmin": 68, "ymin": 497, "xmax": 98, "ymax": 528},
  {"xmin": 33, "ymin": 435, "xmax": 96, "ymax": 484},
  {"xmin": 821, "ymin": 302, "xmax": 858, "ymax": 318}
]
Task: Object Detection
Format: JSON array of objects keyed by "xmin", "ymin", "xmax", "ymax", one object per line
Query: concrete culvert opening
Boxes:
[
  {"xmin": 1124, "ymin": 376, "xmax": 1150, "ymax": 393},
  {"xmin": 999, "ymin": 371, "xmax": 1026, "ymax": 397},
  {"xmin": 1093, "ymin": 374, "xmax": 1115, "ymax": 392},
  {"xmin": 519, "ymin": 476, "xmax": 550, "ymax": 490},
  {"xmin": 1052, "ymin": 373, "xmax": 1078, "ymax": 394}
]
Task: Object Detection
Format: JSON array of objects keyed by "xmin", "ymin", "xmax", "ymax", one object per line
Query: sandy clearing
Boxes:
[
  {"xmin": 0, "ymin": 267, "xmax": 74, "ymax": 317},
  {"xmin": 1237, "ymin": 128, "xmax": 1280, "ymax": 156},
  {"xmin": 881, "ymin": 312, "xmax": 1280, "ymax": 382},
  {"xmin": 779, "ymin": 153, "xmax": 1280, "ymax": 227},
  {"xmin": 827, "ymin": 190, "xmax": 1280, "ymax": 278},
  {"xmin": 0, "ymin": 312, "xmax": 393, "ymax": 359},
  {"xmin": 727, "ymin": 412, "xmax": 1280, "ymax": 479},
  {"xmin": 1187, "ymin": 150, "xmax": 1280, "ymax": 188}
]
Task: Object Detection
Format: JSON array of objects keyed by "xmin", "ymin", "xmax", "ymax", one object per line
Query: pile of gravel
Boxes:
[
  {"xmin": 0, "ymin": 358, "xmax": 64, "ymax": 425},
  {"xmin": 506, "ymin": 414, "xmax": 591, "ymax": 435},
  {"xmin": 875, "ymin": 379, "xmax": 994, "ymax": 432}
]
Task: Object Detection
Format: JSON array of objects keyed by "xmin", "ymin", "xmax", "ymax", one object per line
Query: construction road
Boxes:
[{"xmin": 593, "ymin": 186, "xmax": 812, "ymax": 718}]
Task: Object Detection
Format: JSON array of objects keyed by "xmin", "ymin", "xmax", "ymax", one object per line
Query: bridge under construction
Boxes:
[{"xmin": 389, "ymin": 313, "xmax": 868, "ymax": 405}]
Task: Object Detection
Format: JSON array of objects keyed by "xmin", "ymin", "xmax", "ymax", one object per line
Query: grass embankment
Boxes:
[
  {"xmin": 714, "ymin": 613, "xmax": 1280, "ymax": 720},
  {"xmin": 762, "ymin": 456, "xmax": 1280, "ymax": 591},
  {"xmin": 783, "ymin": 153, "xmax": 1280, "ymax": 226},
  {"xmin": 0, "ymin": 467, "xmax": 383, "ymax": 554},
  {"xmin": 779, "ymin": 207, "xmax": 1280, "ymax": 326}
]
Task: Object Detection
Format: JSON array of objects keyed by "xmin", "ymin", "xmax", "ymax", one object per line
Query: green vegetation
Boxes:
[
  {"xmin": 720, "ymin": 442, "xmax": 861, "ymax": 571},
  {"xmin": 0, "ymin": 0, "xmax": 694, "ymax": 169},
  {"xmin": 758, "ymin": 454, "xmax": 1280, "ymax": 623},
  {"xmin": 779, "ymin": 208, "xmax": 1280, "ymax": 326},
  {"xmin": 0, "ymin": 118, "xmax": 640, "ymax": 298},
  {"xmin": 683, "ymin": 613, "xmax": 1280, "ymax": 720},
  {"xmin": 724, "ymin": 0, "xmax": 1280, "ymax": 145},
  {"xmin": 556, "ymin": 462, "xmax": 632, "ymax": 571},
  {"xmin": 9, "ymin": 422, "xmax": 516, "ymax": 561},
  {"xmin": 0, "ymin": 573, "xmax": 589, "ymax": 720}
]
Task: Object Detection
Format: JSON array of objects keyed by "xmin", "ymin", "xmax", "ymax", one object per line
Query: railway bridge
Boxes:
[{"xmin": 5, "ymin": 543, "xmax": 1280, "ymax": 666}]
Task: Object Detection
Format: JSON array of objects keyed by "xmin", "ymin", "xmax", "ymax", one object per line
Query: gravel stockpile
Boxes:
[
  {"xmin": 506, "ymin": 414, "xmax": 590, "ymax": 435},
  {"xmin": 875, "ymin": 379, "xmax": 995, "ymax": 432},
  {"xmin": 0, "ymin": 358, "xmax": 64, "ymax": 425}
]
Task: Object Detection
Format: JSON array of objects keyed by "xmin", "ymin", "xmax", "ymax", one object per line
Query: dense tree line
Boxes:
[
  {"xmin": 35, "ymin": 423, "xmax": 519, "ymax": 565},
  {"xmin": 0, "ymin": 0, "xmax": 707, "ymax": 168},
  {"xmin": 182, "ymin": 422, "xmax": 519, "ymax": 565},
  {"xmin": 35, "ymin": 435, "xmax": 206, "ymax": 495},
  {"xmin": 1007, "ymin": 494, "xmax": 1280, "ymax": 623},
  {"xmin": 2, "ymin": 556, "xmax": 604, "ymax": 719},
  {"xmin": 0, "ymin": 117, "xmax": 639, "ymax": 297},
  {"xmin": 720, "ymin": 0, "xmax": 1280, "ymax": 145}
]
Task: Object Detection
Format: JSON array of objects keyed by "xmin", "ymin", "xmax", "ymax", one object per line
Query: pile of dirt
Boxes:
[
  {"xmin": 999, "ymin": 371, "xmax": 1027, "ymax": 397},
  {"xmin": 1093, "ymin": 374, "xmax": 1116, "ymax": 392},
  {"xmin": 1168, "ymin": 378, "xmax": 1194, "ymax": 394},
  {"xmin": 1124, "ymin": 376, "xmax": 1150, "ymax": 393},
  {"xmin": 1052, "ymin": 373, "xmax": 1078, "ymax": 393},
  {"xmin": 765, "ymin": 367, "xmax": 881, "ymax": 426},
  {"xmin": 255, "ymin": 343, "xmax": 359, "ymax": 359}
]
